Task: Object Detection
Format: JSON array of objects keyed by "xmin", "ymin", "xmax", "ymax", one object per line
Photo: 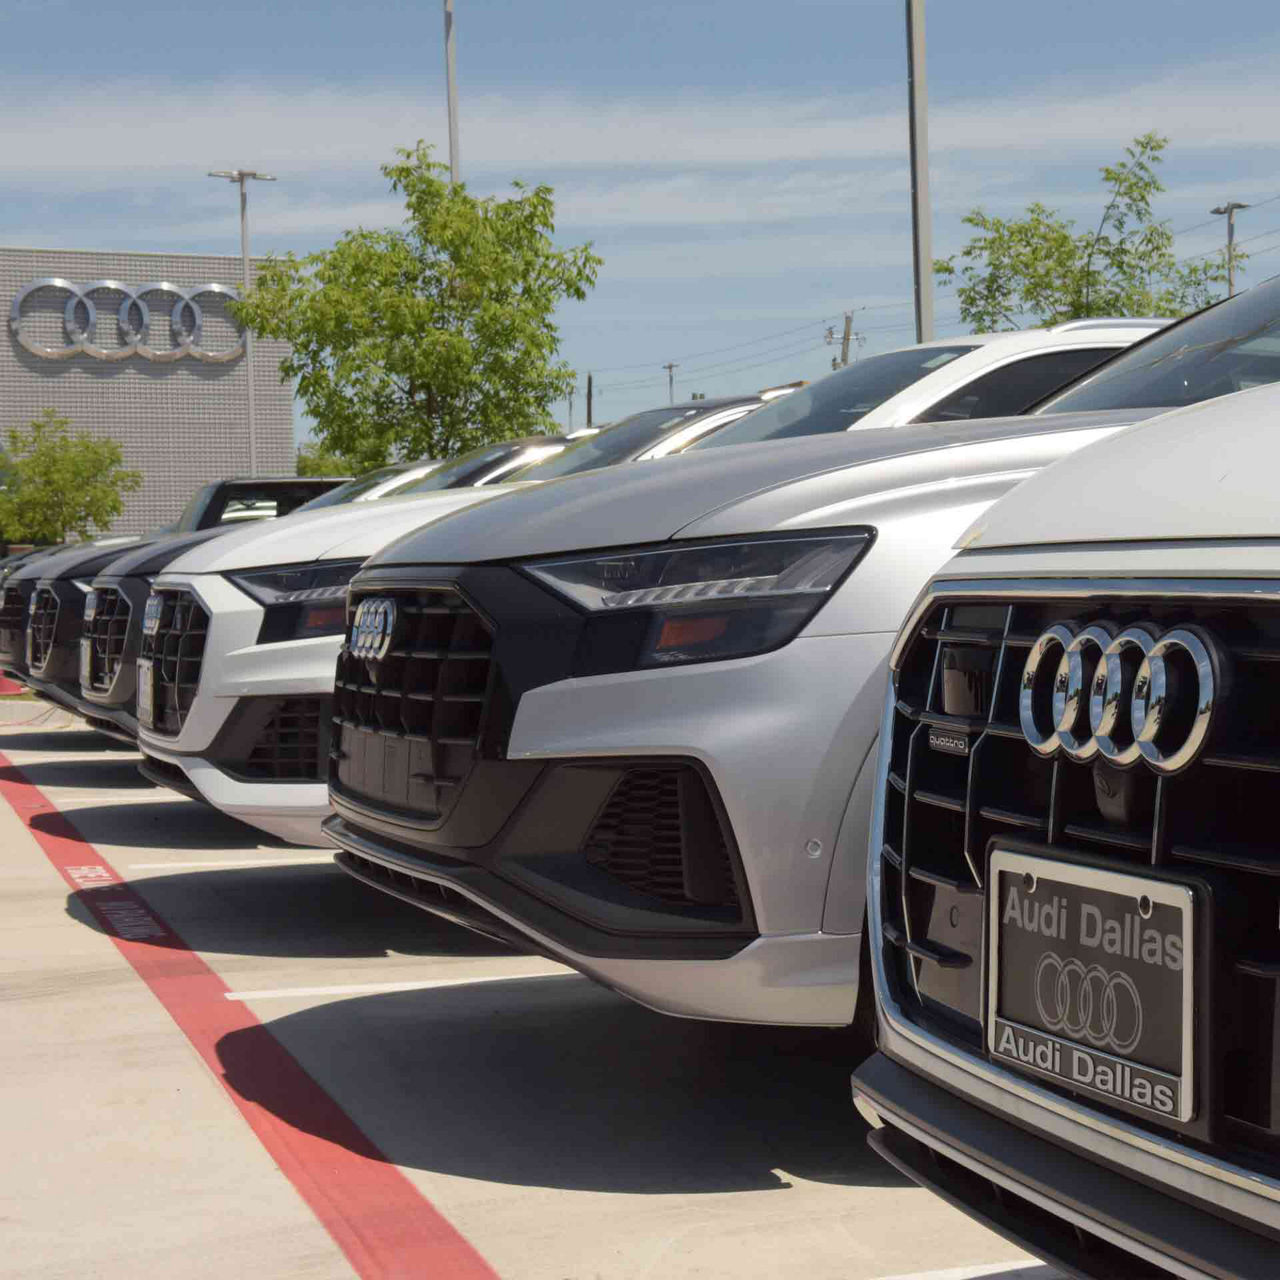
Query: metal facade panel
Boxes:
[{"xmin": 1, "ymin": 245, "xmax": 294, "ymax": 535}]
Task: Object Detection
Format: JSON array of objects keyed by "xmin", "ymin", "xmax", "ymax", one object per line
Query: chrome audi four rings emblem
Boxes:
[
  {"xmin": 1020, "ymin": 620, "xmax": 1224, "ymax": 773},
  {"xmin": 1034, "ymin": 951, "xmax": 1143, "ymax": 1054},
  {"xmin": 10, "ymin": 278, "xmax": 245, "ymax": 363},
  {"xmin": 349, "ymin": 598, "xmax": 397, "ymax": 662}
]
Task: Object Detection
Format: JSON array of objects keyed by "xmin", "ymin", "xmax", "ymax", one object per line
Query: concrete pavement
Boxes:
[{"xmin": 0, "ymin": 722, "xmax": 1052, "ymax": 1279}]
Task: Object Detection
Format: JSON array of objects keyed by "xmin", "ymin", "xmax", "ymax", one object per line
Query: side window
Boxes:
[
  {"xmin": 912, "ymin": 348, "xmax": 1118, "ymax": 423},
  {"xmin": 217, "ymin": 495, "xmax": 281, "ymax": 524}
]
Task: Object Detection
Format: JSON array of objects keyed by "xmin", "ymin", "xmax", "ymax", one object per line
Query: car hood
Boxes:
[
  {"xmin": 960, "ymin": 386, "xmax": 1280, "ymax": 550},
  {"xmin": 16, "ymin": 536, "xmax": 150, "ymax": 583},
  {"xmin": 96, "ymin": 527, "xmax": 230, "ymax": 580},
  {"xmin": 369, "ymin": 409, "xmax": 1153, "ymax": 565},
  {"xmin": 162, "ymin": 485, "xmax": 526, "ymax": 575}
]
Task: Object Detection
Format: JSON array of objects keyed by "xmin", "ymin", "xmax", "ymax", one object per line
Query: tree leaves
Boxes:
[
  {"xmin": 934, "ymin": 134, "xmax": 1231, "ymax": 332},
  {"xmin": 235, "ymin": 143, "xmax": 602, "ymax": 467},
  {"xmin": 0, "ymin": 410, "xmax": 142, "ymax": 542}
]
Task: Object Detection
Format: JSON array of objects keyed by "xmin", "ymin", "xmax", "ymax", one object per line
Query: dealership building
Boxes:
[{"xmin": 2, "ymin": 245, "xmax": 295, "ymax": 536}]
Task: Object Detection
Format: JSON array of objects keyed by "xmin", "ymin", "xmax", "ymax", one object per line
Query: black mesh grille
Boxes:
[
  {"xmin": 0, "ymin": 584, "xmax": 29, "ymax": 667},
  {"xmin": 140, "ymin": 588, "xmax": 209, "ymax": 735},
  {"xmin": 82, "ymin": 587, "xmax": 131, "ymax": 693},
  {"xmin": 26, "ymin": 587, "xmax": 59, "ymax": 673},
  {"xmin": 244, "ymin": 698, "xmax": 329, "ymax": 780},
  {"xmin": 583, "ymin": 767, "xmax": 740, "ymax": 909},
  {"xmin": 330, "ymin": 587, "xmax": 494, "ymax": 823},
  {"xmin": 885, "ymin": 591, "xmax": 1280, "ymax": 1164}
]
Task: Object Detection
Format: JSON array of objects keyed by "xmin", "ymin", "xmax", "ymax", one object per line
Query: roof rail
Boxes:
[{"xmin": 1048, "ymin": 317, "xmax": 1168, "ymax": 333}]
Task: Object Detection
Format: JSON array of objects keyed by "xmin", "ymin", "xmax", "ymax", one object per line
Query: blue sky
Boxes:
[{"xmin": 5, "ymin": 0, "xmax": 1280, "ymax": 436}]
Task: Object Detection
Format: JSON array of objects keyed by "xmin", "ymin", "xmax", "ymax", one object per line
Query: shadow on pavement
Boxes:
[
  {"xmin": 0, "ymin": 729, "xmax": 120, "ymax": 753},
  {"xmin": 0, "ymin": 758, "xmax": 155, "ymax": 791},
  {"xmin": 36, "ymin": 798, "xmax": 290, "ymax": 851},
  {"xmin": 68, "ymin": 862, "xmax": 514, "ymax": 960},
  {"xmin": 218, "ymin": 976, "xmax": 906, "ymax": 1194}
]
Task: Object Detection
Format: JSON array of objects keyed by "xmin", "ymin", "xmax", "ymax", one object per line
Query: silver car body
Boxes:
[
  {"xmin": 855, "ymin": 384, "xmax": 1280, "ymax": 1276},
  {"xmin": 328, "ymin": 408, "xmax": 1155, "ymax": 1026}
]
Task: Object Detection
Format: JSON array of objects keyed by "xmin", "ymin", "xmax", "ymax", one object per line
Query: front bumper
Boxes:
[
  {"xmin": 328, "ymin": 562, "xmax": 893, "ymax": 1024},
  {"xmin": 136, "ymin": 572, "xmax": 342, "ymax": 845},
  {"xmin": 853, "ymin": 1052, "xmax": 1277, "ymax": 1280}
]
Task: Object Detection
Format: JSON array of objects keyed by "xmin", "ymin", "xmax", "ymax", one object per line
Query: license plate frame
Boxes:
[
  {"xmin": 986, "ymin": 848, "xmax": 1196, "ymax": 1124},
  {"xmin": 79, "ymin": 637, "xmax": 92, "ymax": 689},
  {"xmin": 136, "ymin": 657, "xmax": 155, "ymax": 728}
]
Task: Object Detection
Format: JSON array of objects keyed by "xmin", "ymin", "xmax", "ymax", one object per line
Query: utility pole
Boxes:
[
  {"xmin": 208, "ymin": 168, "xmax": 276, "ymax": 475},
  {"xmin": 905, "ymin": 0, "xmax": 934, "ymax": 343},
  {"xmin": 839, "ymin": 312, "xmax": 853, "ymax": 367},
  {"xmin": 567, "ymin": 384, "xmax": 575, "ymax": 431},
  {"xmin": 443, "ymin": 0, "xmax": 460, "ymax": 183},
  {"xmin": 586, "ymin": 372, "xmax": 593, "ymax": 427},
  {"xmin": 662, "ymin": 361, "xmax": 678, "ymax": 405},
  {"xmin": 1211, "ymin": 201, "xmax": 1249, "ymax": 296}
]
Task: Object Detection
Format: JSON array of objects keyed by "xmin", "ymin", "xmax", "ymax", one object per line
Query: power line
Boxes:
[{"xmin": 1178, "ymin": 223, "xmax": 1280, "ymax": 264}]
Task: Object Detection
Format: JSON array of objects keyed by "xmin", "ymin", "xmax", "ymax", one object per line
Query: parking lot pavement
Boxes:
[{"xmin": 1, "ymin": 723, "xmax": 1055, "ymax": 1279}]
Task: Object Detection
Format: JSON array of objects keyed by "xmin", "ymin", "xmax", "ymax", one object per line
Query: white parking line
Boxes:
[
  {"xmin": 128, "ymin": 857, "xmax": 334, "ymax": 869},
  {"xmin": 224, "ymin": 970, "xmax": 575, "ymax": 1001},
  {"xmin": 874, "ymin": 1265, "xmax": 1052, "ymax": 1280}
]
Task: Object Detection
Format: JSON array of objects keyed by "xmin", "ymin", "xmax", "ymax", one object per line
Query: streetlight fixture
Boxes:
[
  {"xmin": 208, "ymin": 169, "xmax": 276, "ymax": 475},
  {"xmin": 1210, "ymin": 201, "xmax": 1250, "ymax": 298}
]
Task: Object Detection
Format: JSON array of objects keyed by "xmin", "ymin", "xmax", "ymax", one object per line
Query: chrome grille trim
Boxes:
[
  {"xmin": 139, "ymin": 587, "xmax": 209, "ymax": 735},
  {"xmin": 82, "ymin": 586, "xmax": 131, "ymax": 693},
  {"xmin": 26, "ymin": 586, "xmax": 59, "ymax": 673},
  {"xmin": 871, "ymin": 575, "xmax": 1280, "ymax": 1211}
]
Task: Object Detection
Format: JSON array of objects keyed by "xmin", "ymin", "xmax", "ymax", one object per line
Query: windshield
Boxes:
[
  {"xmin": 293, "ymin": 462, "xmax": 434, "ymax": 512},
  {"xmin": 396, "ymin": 441, "xmax": 536, "ymax": 495},
  {"xmin": 1039, "ymin": 277, "xmax": 1280, "ymax": 414},
  {"xmin": 687, "ymin": 346, "xmax": 979, "ymax": 448},
  {"xmin": 507, "ymin": 407, "xmax": 710, "ymax": 480}
]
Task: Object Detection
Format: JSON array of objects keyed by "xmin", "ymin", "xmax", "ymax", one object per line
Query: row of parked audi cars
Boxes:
[{"xmin": 9, "ymin": 287, "xmax": 1280, "ymax": 1277}]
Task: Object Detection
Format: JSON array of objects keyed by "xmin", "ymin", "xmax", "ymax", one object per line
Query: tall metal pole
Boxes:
[
  {"xmin": 1211, "ymin": 201, "xmax": 1249, "ymax": 297},
  {"xmin": 238, "ymin": 174, "xmax": 257, "ymax": 476},
  {"xmin": 663, "ymin": 362, "xmax": 678, "ymax": 405},
  {"xmin": 906, "ymin": 0, "xmax": 934, "ymax": 343},
  {"xmin": 210, "ymin": 169, "xmax": 274, "ymax": 475},
  {"xmin": 444, "ymin": 0, "xmax": 460, "ymax": 183}
]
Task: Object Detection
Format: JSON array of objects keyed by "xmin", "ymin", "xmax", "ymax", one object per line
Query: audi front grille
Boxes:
[
  {"xmin": 26, "ymin": 587, "xmax": 59, "ymax": 673},
  {"xmin": 82, "ymin": 587, "xmax": 130, "ymax": 693},
  {"xmin": 0, "ymin": 585, "xmax": 28, "ymax": 665},
  {"xmin": 882, "ymin": 587, "xmax": 1280, "ymax": 1166},
  {"xmin": 140, "ymin": 588, "xmax": 209, "ymax": 735},
  {"xmin": 330, "ymin": 587, "xmax": 495, "ymax": 823}
]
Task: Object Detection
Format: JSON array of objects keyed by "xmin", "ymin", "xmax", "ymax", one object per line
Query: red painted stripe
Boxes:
[{"xmin": 0, "ymin": 751, "xmax": 497, "ymax": 1280}]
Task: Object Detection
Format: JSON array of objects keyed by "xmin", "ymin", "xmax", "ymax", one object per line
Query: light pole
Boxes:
[
  {"xmin": 208, "ymin": 169, "xmax": 276, "ymax": 475},
  {"xmin": 1210, "ymin": 201, "xmax": 1250, "ymax": 297},
  {"xmin": 905, "ymin": 0, "xmax": 934, "ymax": 343},
  {"xmin": 443, "ymin": 0, "xmax": 460, "ymax": 182}
]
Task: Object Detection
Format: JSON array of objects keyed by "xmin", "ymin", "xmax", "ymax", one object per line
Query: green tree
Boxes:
[
  {"xmin": 236, "ymin": 143, "xmax": 602, "ymax": 468},
  {"xmin": 296, "ymin": 440, "xmax": 362, "ymax": 477},
  {"xmin": 935, "ymin": 134, "xmax": 1232, "ymax": 331},
  {"xmin": 0, "ymin": 410, "xmax": 142, "ymax": 542}
]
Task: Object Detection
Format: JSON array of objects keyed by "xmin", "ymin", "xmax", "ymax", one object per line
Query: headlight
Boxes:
[
  {"xmin": 227, "ymin": 559, "xmax": 364, "ymax": 644},
  {"xmin": 522, "ymin": 531, "xmax": 872, "ymax": 668}
]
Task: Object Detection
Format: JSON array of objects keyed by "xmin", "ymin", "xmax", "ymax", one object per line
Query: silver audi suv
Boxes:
[{"xmin": 854, "ymin": 382, "xmax": 1280, "ymax": 1278}]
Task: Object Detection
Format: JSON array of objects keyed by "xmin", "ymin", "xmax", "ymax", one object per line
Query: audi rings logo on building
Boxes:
[
  {"xmin": 9, "ymin": 278, "xmax": 245, "ymax": 363},
  {"xmin": 1019, "ymin": 619, "xmax": 1226, "ymax": 773},
  {"xmin": 349, "ymin": 598, "xmax": 398, "ymax": 662},
  {"xmin": 1034, "ymin": 951, "xmax": 1143, "ymax": 1055}
]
